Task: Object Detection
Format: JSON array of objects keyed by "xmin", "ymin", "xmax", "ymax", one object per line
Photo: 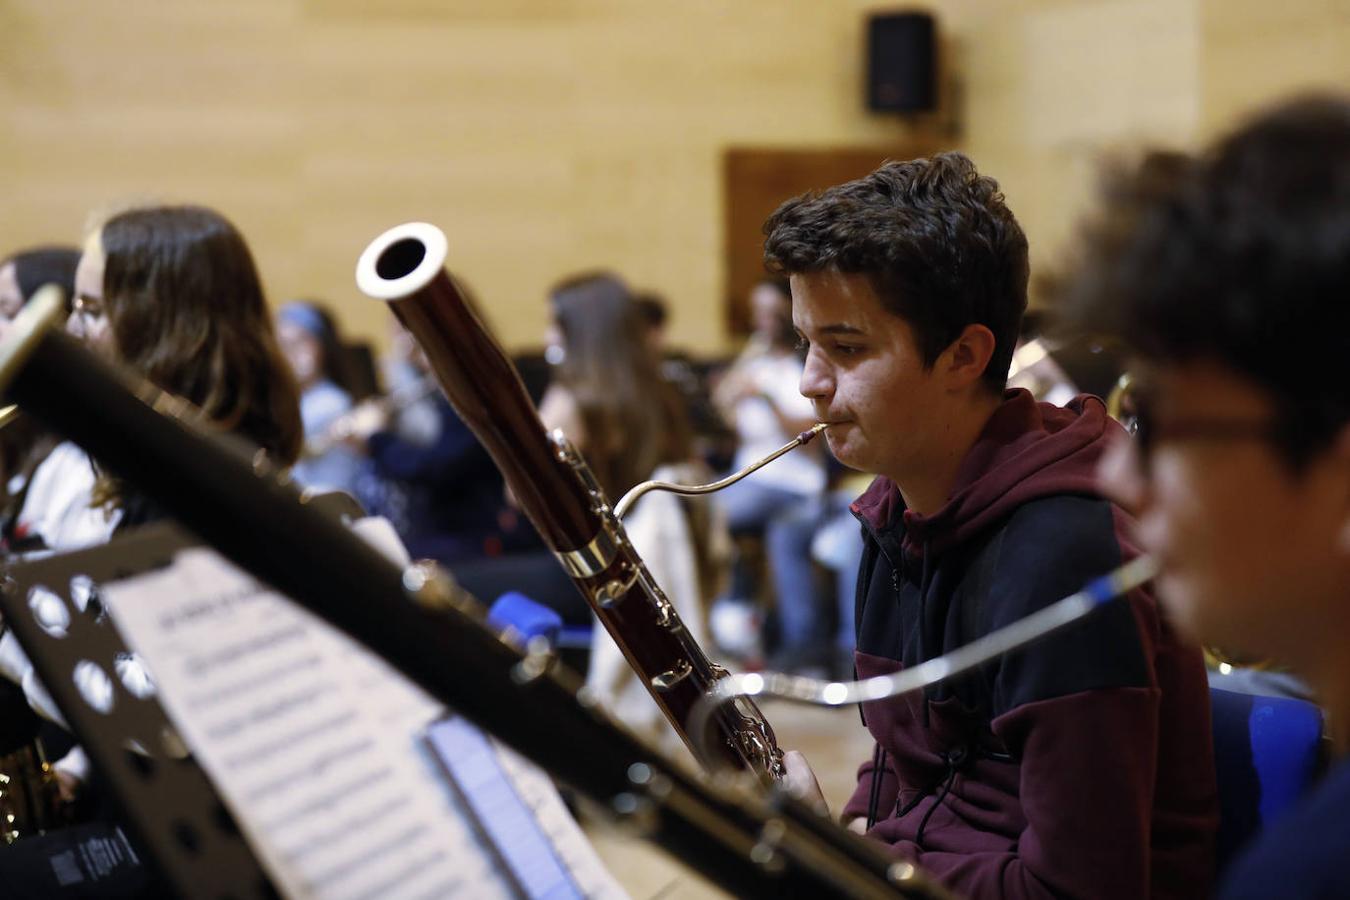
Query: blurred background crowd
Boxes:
[{"xmin": 0, "ymin": 1, "xmax": 1344, "ymax": 893}]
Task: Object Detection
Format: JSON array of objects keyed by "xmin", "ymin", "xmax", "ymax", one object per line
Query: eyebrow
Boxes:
[{"xmin": 818, "ymin": 323, "xmax": 866, "ymax": 336}]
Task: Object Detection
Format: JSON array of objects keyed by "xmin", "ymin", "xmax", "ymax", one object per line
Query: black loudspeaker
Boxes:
[{"xmin": 866, "ymin": 11, "xmax": 936, "ymax": 113}]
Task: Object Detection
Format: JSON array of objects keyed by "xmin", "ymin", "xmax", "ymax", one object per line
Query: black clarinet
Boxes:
[{"xmin": 0, "ymin": 286, "xmax": 950, "ymax": 899}]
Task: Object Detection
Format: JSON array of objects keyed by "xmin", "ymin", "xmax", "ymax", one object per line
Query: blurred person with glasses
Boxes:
[{"xmin": 1056, "ymin": 95, "xmax": 1350, "ymax": 900}]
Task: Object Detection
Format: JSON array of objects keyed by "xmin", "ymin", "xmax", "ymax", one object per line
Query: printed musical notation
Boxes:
[
  {"xmin": 425, "ymin": 718, "xmax": 628, "ymax": 900},
  {"xmin": 101, "ymin": 518, "xmax": 625, "ymax": 900}
]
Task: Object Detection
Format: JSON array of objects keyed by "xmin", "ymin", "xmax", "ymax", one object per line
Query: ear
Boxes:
[{"xmin": 940, "ymin": 324, "xmax": 997, "ymax": 391}]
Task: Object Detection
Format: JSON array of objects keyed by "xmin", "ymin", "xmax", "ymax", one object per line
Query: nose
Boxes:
[
  {"xmin": 799, "ymin": 346, "xmax": 833, "ymax": 404},
  {"xmin": 1096, "ymin": 430, "xmax": 1149, "ymax": 516}
]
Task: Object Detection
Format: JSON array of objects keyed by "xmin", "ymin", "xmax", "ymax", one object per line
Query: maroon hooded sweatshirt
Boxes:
[{"xmin": 842, "ymin": 389, "xmax": 1217, "ymax": 899}]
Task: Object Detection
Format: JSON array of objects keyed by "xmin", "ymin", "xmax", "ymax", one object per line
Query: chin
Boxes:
[
  {"xmin": 1154, "ymin": 574, "xmax": 1205, "ymax": 641},
  {"xmin": 1158, "ymin": 573, "xmax": 1246, "ymax": 654},
  {"xmin": 824, "ymin": 434, "xmax": 860, "ymax": 468}
]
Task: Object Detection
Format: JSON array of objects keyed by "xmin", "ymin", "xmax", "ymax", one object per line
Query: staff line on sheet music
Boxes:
[
  {"xmin": 344, "ymin": 848, "xmax": 464, "ymax": 900},
  {"xmin": 185, "ymin": 622, "xmax": 309, "ymax": 677},
  {"xmin": 185, "ymin": 652, "xmax": 323, "ymax": 710},
  {"xmin": 244, "ymin": 736, "xmax": 377, "ymax": 803},
  {"xmin": 153, "ymin": 580, "xmax": 264, "ymax": 633},
  {"xmin": 260, "ymin": 764, "xmax": 394, "ymax": 830},
  {"xmin": 222, "ymin": 709, "xmax": 357, "ymax": 770},
  {"xmin": 307, "ymin": 822, "xmax": 428, "ymax": 889},
  {"xmin": 281, "ymin": 795, "xmax": 405, "ymax": 862},
  {"xmin": 204, "ymin": 681, "xmax": 337, "ymax": 741}
]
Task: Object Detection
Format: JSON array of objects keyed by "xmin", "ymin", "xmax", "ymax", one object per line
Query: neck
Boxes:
[{"xmin": 891, "ymin": 389, "xmax": 1003, "ymax": 516}]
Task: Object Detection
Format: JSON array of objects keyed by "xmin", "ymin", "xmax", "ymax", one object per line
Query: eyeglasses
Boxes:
[
  {"xmin": 71, "ymin": 293, "xmax": 105, "ymax": 322},
  {"xmin": 1131, "ymin": 393, "xmax": 1280, "ymax": 476}
]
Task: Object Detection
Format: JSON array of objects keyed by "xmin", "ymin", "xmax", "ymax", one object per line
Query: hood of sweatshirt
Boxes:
[{"xmin": 851, "ymin": 389, "xmax": 1118, "ymax": 557}]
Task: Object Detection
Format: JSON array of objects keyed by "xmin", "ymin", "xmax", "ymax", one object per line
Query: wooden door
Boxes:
[{"xmin": 722, "ymin": 144, "xmax": 943, "ymax": 336}]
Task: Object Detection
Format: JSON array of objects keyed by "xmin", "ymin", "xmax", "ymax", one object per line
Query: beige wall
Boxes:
[{"xmin": 1, "ymin": 0, "xmax": 1346, "ymax": 355}]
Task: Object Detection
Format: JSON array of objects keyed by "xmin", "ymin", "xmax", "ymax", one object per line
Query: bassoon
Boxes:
[
  {"xmin": 0, "ymin": 285, "xmax": 950, "ymax": 899},
  {"xmin": 355, "ymin": 222, "xmax": 794, "ymax": 780}
]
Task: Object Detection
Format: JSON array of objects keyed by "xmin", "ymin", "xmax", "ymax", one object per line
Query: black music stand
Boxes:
[{"xmin": 1, "ymin": 522, "xmax": 278, "ymax": 900}]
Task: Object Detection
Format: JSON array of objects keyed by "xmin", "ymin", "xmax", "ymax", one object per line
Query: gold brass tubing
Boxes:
[
  {"xmin": 1106, "ymin": 371, "xmax": 1134, "ymax": 421},
  {"xmin": 0, "ymin": 405, "xmax": 19, "ymax": 430},
  {"xmin": 0, "ymin": 285, "xmax": 66, "ymax": 396},
  {"xmin": 614, "ymin": 422, "xmax": 827, "ymax": 519}
]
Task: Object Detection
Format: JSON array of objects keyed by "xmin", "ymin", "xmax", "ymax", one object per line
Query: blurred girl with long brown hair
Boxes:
[
  {"xmin": 18, "ymin": 204, "xmax": 301, "ymax": 547},
  {"xmin": 4, "ymin": 205, "xmax": 302, "ymax": 797},
  {"xmin": 538, "ymin": 272, "xmax": 726, "ymax": 754}
]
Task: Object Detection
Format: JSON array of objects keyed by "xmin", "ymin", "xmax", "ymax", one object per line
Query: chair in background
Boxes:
[{"xmin": 1210, "ymin": 687, "xmax": 1325, "ymax": 873}]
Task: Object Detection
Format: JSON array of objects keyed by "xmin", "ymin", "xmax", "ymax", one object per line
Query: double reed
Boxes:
[
  {"xmin": 355, "ymin": 223, "xmax": 784, "ymax": 780},
  {"xmin": 0, "ymin": 286, "xmax": 949, "ymax": 899}
]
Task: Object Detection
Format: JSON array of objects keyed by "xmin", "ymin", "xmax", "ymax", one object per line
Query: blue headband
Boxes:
[{"xmin": 278, "ymin": 302, "xmax": 330, "ymax": 340}]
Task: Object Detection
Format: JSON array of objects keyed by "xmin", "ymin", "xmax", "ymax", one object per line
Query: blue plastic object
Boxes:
[
  {"xmin": 1210, "ymin": 687, "xmax": 1324, "ymax": 872},
  {"xmin": 487, "ymin": 592, "xmax": 563, "ymax": 645},
  {"xmin": 556, "ymin": 624, "xmax": 594, "ymax": 649},
  {"xmin": 425, "ymin": 717, "xmax": 583, "ymax": 900}
]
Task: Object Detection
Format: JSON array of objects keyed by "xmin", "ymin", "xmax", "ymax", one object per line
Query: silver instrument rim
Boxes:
[
  {"xmin": 355, "ymin": 221, "xmax": 450, "ymax": 301},
  {"xmin": 689, "ymin": 554, "xmax": 1159, "ymax": 771}
]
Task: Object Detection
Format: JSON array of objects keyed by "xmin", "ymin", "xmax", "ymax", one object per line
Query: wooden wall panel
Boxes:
[{"xmin": 722, "ymin": 144, "xmax": 945, "ymax": 336}]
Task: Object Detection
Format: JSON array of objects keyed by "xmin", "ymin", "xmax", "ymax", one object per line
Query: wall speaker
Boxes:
[{"xmin": 866, "ymin": 11, "xmax": 936, "ymax": 114}]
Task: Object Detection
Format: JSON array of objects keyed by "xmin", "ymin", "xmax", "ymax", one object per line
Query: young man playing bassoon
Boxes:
[{"xmin": 771, "ymin": 153, "xmax": 1217, "ymax": 899}]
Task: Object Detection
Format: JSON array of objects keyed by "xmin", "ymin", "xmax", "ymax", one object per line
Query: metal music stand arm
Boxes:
[{"xmin": 1, "ymin": 522, "xmax": 278, "ymax": 900}]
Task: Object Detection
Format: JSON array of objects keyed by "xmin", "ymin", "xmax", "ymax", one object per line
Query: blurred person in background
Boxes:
[
  {"xmin": 15, "ymin": 206, "xmax": 301, "ymax": 552},
  {"xmin": 0, "ymin": 246, "xmax": 81, "ymax": 551},
  {"xmin": 758, "ymin": 458, "xmax": 870, "ymax": 678},
  {"xmin": 275, "ymin": 299, "xmax": 364, "ymax": 497},
  {"xmin": 343, "ymin": 309, "xmax": 537, "ymax": 567},
  {"xmin": 1056, "ymin": 95, "xmax": 1350, "ymax": 900},
  {"xmin": 539, "ymin": 273, "xmax": 693, "ymax": 500},
  {"xmin": 5, "ymin": 202, "xmax": 302, "ymax": 722},
  {"xmin": 633, "ymin": 290, "xmax": 669, "ymax": 357},
  {"xmin": 0, "ymin": 204, "xmax": 301, "ymax": 898},
  {"xmin": 635, "ymin": 290, "xmax": 739, "ymax": 471},
  {"xmin": 0, "ymin": 245, "xmax": 82, "ymax": 885},
  {"xmin": 538, "ymin": 272, "xmax": 727, "ymax": 752},
  {"xmin": 709, "ymin": 278, "xmax": 824, "ymax": 659},
  {"xmin": 0, "ymin": 246, "xmax": 80, "ymax": 328}
]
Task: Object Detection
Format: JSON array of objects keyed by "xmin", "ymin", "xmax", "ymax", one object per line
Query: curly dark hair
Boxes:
[
  {"xmin": 762, "ymin": 152, "xmax": 1029, "ymax": 392},
  {"xmin": 1052, "ymin": 95, "xmax": 1350, "ymax": 466}
]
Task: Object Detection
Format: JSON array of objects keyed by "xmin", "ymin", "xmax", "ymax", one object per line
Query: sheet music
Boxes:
[
  {"xmin": 490, "ymin": 742, "xmax": 628, "ymax": 900},
  {"xmin": 100, "ymin": 518, "xmax": 624, "ymax": 900}
]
